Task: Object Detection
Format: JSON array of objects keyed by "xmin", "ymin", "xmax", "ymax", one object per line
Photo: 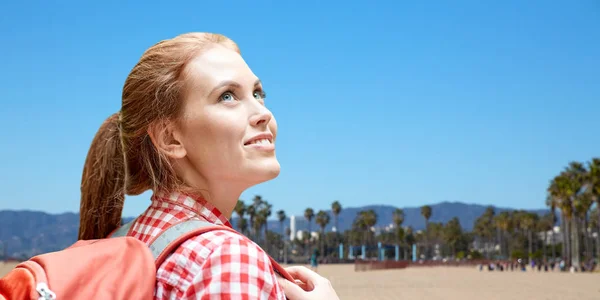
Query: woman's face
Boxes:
[{"xmin": 173, "ymin": 45, "xmax": 280, "ymax": 190}]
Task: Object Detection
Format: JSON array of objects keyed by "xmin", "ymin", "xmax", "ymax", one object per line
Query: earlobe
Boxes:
[{"xmin": 147, "ymin": 120, "xmax": 187, "ymax": 159}]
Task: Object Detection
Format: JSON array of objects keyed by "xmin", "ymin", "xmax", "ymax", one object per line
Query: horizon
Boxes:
[
  {"xmin": 1, "ymin": 1, "xmax": 598, "ymax": 218},
  {"xmin": 0, "ymin": 199, "xmax": 552, "ymax": 219}
]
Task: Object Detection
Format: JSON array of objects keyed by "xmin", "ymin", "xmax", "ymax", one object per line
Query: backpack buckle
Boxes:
[{"xmin": 36, "ymin": 282, "xmax": 57, "ymax": 300}]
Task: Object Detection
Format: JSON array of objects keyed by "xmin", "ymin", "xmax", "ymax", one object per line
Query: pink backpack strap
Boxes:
[{"xmin": 149, "ymin": 219, "xmax": 295, "ymax": 282}]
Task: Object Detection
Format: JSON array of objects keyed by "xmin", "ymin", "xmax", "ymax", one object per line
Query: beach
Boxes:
[
  {"xmin": 1, "ymin": 262, "xmax": 598, "ymax": 299},
  {"xmin": 311, "ymin": 264, "xmax": 599, "ymax": 300}
]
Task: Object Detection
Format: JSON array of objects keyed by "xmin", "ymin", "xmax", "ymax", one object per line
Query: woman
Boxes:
[{"xmin": 78, "ymin": 32, "xmax": 338, "ymax": 300}]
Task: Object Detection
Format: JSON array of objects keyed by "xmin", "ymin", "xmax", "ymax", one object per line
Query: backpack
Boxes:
[{"xmin": 0, "ymin": 219, "xmax": 294, "ymax": 300}]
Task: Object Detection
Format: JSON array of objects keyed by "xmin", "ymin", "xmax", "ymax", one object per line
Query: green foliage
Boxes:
[
  {"xmin": 231, "ymin": 157, "xmax": 600, "ymax": 265},
  {"xmin": 469, "ymin": 250, "xmax": 483, "ymax": 260}
]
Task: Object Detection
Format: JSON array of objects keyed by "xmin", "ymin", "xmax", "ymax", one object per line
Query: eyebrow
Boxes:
[{"xmin": 209, "ymin": 79, "xmax": 262, "ymax": 96}]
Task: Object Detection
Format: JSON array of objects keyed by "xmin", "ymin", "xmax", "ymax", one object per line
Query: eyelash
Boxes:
[{"xmin": 219, "ymin": 88, "xmax": 267, "ymax": 102}]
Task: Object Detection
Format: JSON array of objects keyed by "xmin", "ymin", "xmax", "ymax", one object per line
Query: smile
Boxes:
[
  {"xmin": 245, "ymin": 138, "xmax": 272, "ymax": 145},
  {"xmin": 244, "ymin": 133, "xmax": 275, "ymax": 151}
]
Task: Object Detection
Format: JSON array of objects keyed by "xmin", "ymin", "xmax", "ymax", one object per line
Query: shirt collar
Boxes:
[{"xmin": 152, "ymin": 190, "xmax": 233, "ymax": 228}]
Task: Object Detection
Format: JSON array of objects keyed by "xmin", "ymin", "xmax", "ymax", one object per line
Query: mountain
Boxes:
[
  {"xmin": 0, "ymin": 202, "xmax": 553, "ymax": 259},
  {"xmin": 256, "ymin": 201, "xmax": 553, "ymax": 234}
]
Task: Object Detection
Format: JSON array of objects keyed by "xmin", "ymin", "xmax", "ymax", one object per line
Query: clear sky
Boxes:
[{"xmin": 0, "ymin": 1, "xmax": 598, "ymax": 218}]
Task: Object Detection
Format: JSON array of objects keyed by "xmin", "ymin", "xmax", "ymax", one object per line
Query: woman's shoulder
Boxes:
[
  {"xmin": 156, "ymin": 228, "xmax": 284, "ymax": 298},
  {"xmin": 158, "ymin": 227, "xmax": 276, "ymax": 274},
  {"xmin": 182, "ymin": 228, "xmax": 266, "ymax": 260}
]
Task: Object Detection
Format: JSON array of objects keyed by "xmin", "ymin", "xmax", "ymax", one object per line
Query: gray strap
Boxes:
[
  {"xmin": 149, "ymin": 219, "xmax": 214, "ymax": 260},
  {"xmin": 111, "ymin": 219, "xmax": 136, "ymax": 238}
]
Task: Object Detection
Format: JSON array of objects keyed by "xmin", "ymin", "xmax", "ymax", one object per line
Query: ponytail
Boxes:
[{"xmin": 78, "ymin": 113, "xmax": 125, "ymax": 240}]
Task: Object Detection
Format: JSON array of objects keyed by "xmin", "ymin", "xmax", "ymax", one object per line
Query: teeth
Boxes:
[{"xmin": 250, "ymin": 138, "xmax": 271, "ymax": 145}]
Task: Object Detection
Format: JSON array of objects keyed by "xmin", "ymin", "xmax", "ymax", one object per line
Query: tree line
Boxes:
[{"xmin": 233, "ymin": 158, "xmax": 599, "ymax": 268}]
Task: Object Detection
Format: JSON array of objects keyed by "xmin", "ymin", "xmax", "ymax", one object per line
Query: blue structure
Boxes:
[
  {"xmin": 341, "ymin": 243, "xmax": 404, "ymax": 261},
  {"xmin": 412, "ymin": 244, "xmax": 417, "ymax": 262}
]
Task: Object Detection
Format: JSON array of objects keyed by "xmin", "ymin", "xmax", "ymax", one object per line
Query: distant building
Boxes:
[{"xmin": 289, "ymin": 215, "xmax": 296, "ymax": 241}]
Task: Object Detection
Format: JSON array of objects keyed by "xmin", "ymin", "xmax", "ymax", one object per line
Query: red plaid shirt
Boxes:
[{"xmin": 127, "ymin": 191, "xmax": 286, "ymax": 300}]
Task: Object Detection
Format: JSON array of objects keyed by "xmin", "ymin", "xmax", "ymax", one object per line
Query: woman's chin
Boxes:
[{"xmin": 248, "ymin": 158, "xmax": 281, "ymax": 183}]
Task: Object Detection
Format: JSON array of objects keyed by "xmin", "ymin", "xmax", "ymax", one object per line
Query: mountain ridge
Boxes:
[{"xmin": 0, "ymin": 201, "xmax": 553, "ymax": 259}]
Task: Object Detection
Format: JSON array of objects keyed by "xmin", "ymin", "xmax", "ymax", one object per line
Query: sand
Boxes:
[{"xmin": 1, "ymin": 262, "xmax": 598, "ymax": 299}]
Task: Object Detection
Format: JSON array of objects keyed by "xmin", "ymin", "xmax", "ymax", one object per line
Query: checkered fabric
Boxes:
[{"xmin": 127, "ymin": 191, "xmax": 286, "ymax": 300}]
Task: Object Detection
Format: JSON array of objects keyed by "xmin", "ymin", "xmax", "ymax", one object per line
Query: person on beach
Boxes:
[
  {"xmin": 310, "ymin": 249, "xmax": 319, "ymax": 272},
  {"xmin": 78, "ymin": 32, "xmax": 339, "ymax": 300}
]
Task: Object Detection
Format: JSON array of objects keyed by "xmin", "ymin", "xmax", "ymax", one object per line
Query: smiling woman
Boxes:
[{"xmin": 77, "ymin": 32, "xmax": 339, "ymax": 300}]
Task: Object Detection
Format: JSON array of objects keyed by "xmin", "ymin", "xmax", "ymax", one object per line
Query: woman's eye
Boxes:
[
  {"xmin": 219, "ymin": 92, "xmax": 235, "ymax": 102},
  {"xmin": 253, "ymin": 90, "xmax": 266, "ymax": 100}
]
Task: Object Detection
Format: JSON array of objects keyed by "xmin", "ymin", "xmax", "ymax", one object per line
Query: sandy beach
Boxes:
[
  {"xmin": 310, "ymin": 264, "xmax": 599, "ymax": 300},
  {"xmin": 1, "ymin": 262, "xmax": 598, "ymax": 299}
]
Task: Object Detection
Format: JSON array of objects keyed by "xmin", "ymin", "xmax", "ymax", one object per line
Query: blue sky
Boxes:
[{"xmin": 0, "ymin": 1, "xmax": 598, "ymax": 218}]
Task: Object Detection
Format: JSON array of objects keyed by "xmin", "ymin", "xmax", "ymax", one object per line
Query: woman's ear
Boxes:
[{"xmin": 147, "ymin": 120, "xmax": 187, "ymax": 159}]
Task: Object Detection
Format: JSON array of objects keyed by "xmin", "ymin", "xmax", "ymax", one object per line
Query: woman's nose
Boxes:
[{"xmin": 249, "ymin": 105, "xmax": 273, "ymax": 127}]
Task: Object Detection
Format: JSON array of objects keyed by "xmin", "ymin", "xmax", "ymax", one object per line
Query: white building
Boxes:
[{"xmin": 289, "ymin": 215, "xmax": 296, "ymax": 241}]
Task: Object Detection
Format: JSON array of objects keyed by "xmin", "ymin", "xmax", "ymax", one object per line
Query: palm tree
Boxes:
[
  {"xmin": 443, "ymin": 217, "xmax": 463, "ymax": 257},
  {"xmin": 395, "ymin": 226, "xmax": 406, "ymax": 259},
  {"xmin": 549, "ymin": 174, "xmax": 571, "ymax": 265},
  {"xmin": 574, "ymin": 192, "xmax": 593, "ymax": 262},
  {"xmin": 420, "ymin": 205, "xmax": 432, "ymax": 258},
  {"xmin": 353, "ymin": 210, "xmax": 378, "ymax": 249},
  {"xmin": 564, "ymin": 161, "xmax": 587, "ymax": 268},
  {"xmin": 421, "ymin": 205, "xmax": 432, "ymax": 229},
  {"xmin": 304, "ymin": 208, "xmax": 315, "ymax": 233},
  {"xmin": 238, "ymin": 218, "xmax": 248, "ymax": 236},
  {"xmin": 393, "ymin": 209, "xmax": 405, "ymax": 247},
  {"xmin": 474, "ymin": 207, "xmax": 495, "ymax": 259},
  {"xmin": 246, "ymin": 200, "xmax": 257, "ymax": 240},
  {"xmin": 520, "ymin": 212, "xmax": 538, "ymax": 260},
  {"xmin": 363, "ymin": 210, "xmax": 378, "ymax": 246},
  {"xmin": 315, "ymin": 210, "xmax": 331, "ymax": 257},
  {"xmin": 252, "ymin": 213, "xmax": 264, "ymax": 244},
  {"xmin": 331, "ymin": 201, "xmax": 342, "ymax": 232},
  {"xmin": 259, "ymin": 201, "xmax": 272, "ymax": 245},
  {"xmin": 545, "ymin": 194, "xmax": 558, "ymax": 261},
  {"xmin": 538, "ymin": 212, "xmax": 555, "ymax": 262},
  {"xmin": 493, "ymin": 212, "xmax": 510, "ymax": 259},
  {"xmin": 586, "ymin": 157, "xmax": 600, "ymax": 259},
  {"xmin": 234, "ymin": 200, "xmax": 247, "ymax": 235},
  {"xmin": 304, "ymin": 208, "xmax": 315, "ymax": 254},
  {"xmin": 404, "ymin": 227, "xmax": 416, "ymax": 259},
  {"xmin": 591, "ymin": 207, "xmax": 600, "ymax": 261},
  {"xmin": 277, "ymin": 210, "xmax": 286, "ymax": 237},
  {"xmin": 249, "ymin": 196, "xmax": 271, "ymax": 249}
]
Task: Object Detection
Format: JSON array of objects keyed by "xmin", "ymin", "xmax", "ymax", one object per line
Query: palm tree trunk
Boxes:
[
  {"xmin": 505, "ymin": 230, "xmax": 511, "ymax": 259},
  {"xmin": 424, "ymin": 220, "xmax": 429, "ymax": 259},
  {"xmin": 551, "ymin": 230, "xmax": 556, "ymax": 261},
  {"xmin": 597, "ymin": 221, "xmax": 600, "ymax": 261},
  {"xmin": 320, "ymin": 228, "xmax": 325, "ymax": 258},
  {"xmin": 543, "ymin": 231, "xmax": 547, "ymax": 262},
  {"xmin": 597, "ymin": 207, "xmax": 600, "ymax": 260},
  {"xmin": 567, "ymin": 218, "xmax": 572, "ymax": 267},
  {"xmin": 335, "ymin": 215, "xmax": 339, "ymax": 232},
  {"xmin": 494, "ymin": 227, "xmax": 502, "ymax": 256},
  {"xmin": 264, "ymin": 225, "xmax": 269, "ymax": 255},
  {"xmin": 498, "ymin": 230, "xmax": 503, "ymax": 258},
  {"xmin": 571, "ymin": 218, "xmax": 580, "ymax": 269},
  {"xmin": 583, "ymin": 217, "xmax": 591, "ymax": 262},
  {"xmin": 561, "ymin": 213, "xmax": 569, "ymax": 265},
  {"xmin": 528, "ymin": 230, "xmax": 533, "ymax": 261}
]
